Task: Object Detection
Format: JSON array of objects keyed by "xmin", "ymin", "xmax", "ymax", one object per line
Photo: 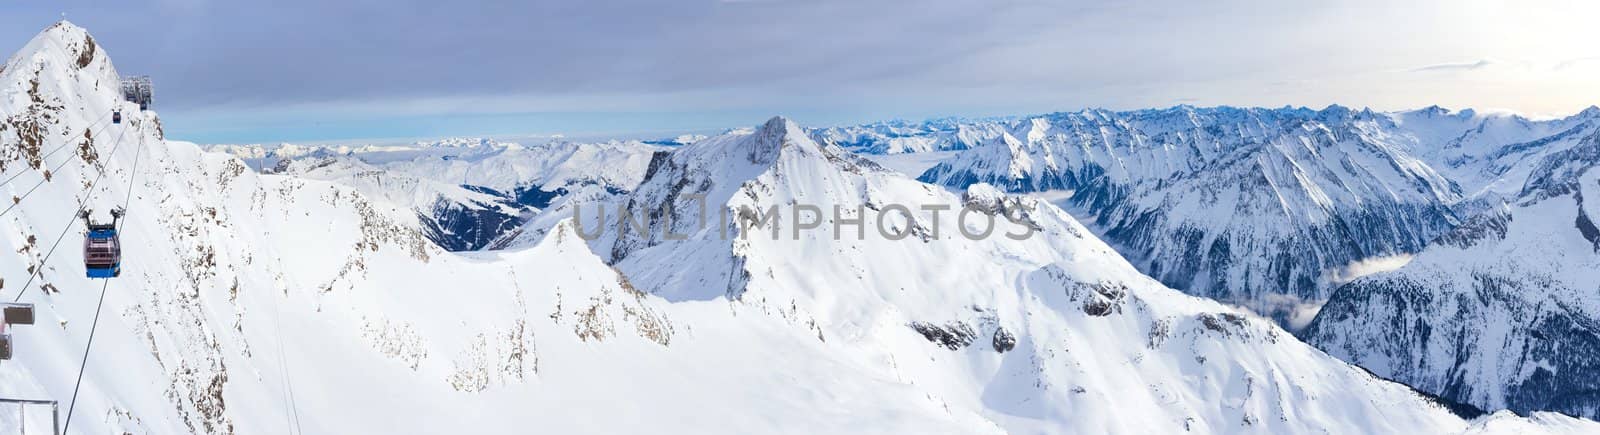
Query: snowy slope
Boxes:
[
  {"xmin": 1305, "ymin": 127, "xmax": 1600, "ymax": 419},
  {"xmin": 0, "ymin": 21, "xmax": 1594, "ymax": 435}
]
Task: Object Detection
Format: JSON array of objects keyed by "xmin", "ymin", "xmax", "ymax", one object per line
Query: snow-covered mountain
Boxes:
[
  {"xmin": 580, "ymin": 114, "xmax": 1591, "ymax": 433},
  {"xmin": 1403, "ymin": 105, "xmax": 1600, "ymax": 201},
  {"xmin": 210, "ymin": 138, "xmax": 660, "ymax": 250},
  {"xmin": 836, "ymin": 106, "xmax": 1600, "ymax": 422},
  {"xmin": 268, "ymin": 155, "xmax": 528, "ymax": 251},
  {"xmin": 1, "ymin": 21, "xmax": 1595, "ymax": 435},
  {"xmin": 914, "ymin": 107, "xmax": 1469, "ymax": 324},
  {"xmin": 1304, "ymin": 119, "xmax": 1600, "ymax": 420},
  {"xmin": 378, "ymin": 140, "xmax": 660, "ymax": 249}
]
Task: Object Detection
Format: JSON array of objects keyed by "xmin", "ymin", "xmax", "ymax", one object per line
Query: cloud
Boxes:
[
  {"xmin": 1321, "ymin": 253, "xmax": 1414, "ymax": 287},
  {"xmin": 1408, "ymin": 59, "xmax": 1494, "ymax": 73}
]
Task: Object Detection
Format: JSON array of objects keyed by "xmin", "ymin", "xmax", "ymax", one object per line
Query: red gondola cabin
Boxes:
[{"xmin": 81, "ymin": 209, "xmax": 124, "ymax": 278}]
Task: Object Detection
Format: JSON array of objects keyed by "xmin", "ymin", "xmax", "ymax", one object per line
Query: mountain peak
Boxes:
[
  {"xmin": 5, "ymin": 18, "xmax": 106, "ymax": 76},
  {"xmin": 32, "ymin": 19, "xmax": 93, "ymax": 49},
  {"xmin": 49, "ymin": 19, "xmax": 83, "ymax": 31},
  {"xmin": 761, "ymin": 115, "xmax": 796, "ymax": 133},
  {"xmin": 746, "ymin": 115, "xmax": 817, "ymax": 164}
]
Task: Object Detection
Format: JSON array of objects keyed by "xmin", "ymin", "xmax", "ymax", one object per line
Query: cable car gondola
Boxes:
[
  {"xmin": 112, "ymin": 110, "xmax": 121, "ymax": 124},
  {"xmin": 80, "ymin": 208, "xmax": 124, "ymax": 278}
]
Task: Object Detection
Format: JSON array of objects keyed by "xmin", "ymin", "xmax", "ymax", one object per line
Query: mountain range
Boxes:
[
  {"xmin": 0, "ymin": 21, "xmax": 1596, "ymax": 434},
  {"xmin": 820, "ymin": 103, "xmax": 1600, "ymax": 421}
]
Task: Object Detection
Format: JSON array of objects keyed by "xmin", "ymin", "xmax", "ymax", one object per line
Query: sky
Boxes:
[{"xmin": 2, "ymin": 0, "xmax": 1599, "ymax": 144}]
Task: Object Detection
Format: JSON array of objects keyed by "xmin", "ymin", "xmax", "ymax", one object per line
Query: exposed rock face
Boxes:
[
  {"xmin": 417, "ymin": 195, "xmax": 524, "ymax": 251},
  {"xmin": 910, "ymin": 321, "xmax": 977, "ymax": 350},
  {"xmin": 991, "ymin": 327, "xmax": 1016, "ymax": 353}
]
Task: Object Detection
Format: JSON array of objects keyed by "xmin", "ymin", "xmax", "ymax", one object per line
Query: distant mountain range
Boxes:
[{"xmin": 818, "ymin": 104, "xmax": 1600, "ymax": 419}]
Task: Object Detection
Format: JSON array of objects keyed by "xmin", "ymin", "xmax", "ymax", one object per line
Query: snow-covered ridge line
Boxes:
[
  {"xmin": 816, "ymin": 104, "xmax": 1593, "ymax": 156},
  {"xmin": 894, "ymin": 104, "xmax": 1596, "ymax": 318}
]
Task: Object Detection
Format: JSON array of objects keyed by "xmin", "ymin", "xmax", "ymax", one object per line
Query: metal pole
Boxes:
[
  {"xmin": 18, "ymin": 402, "xmax": 25, "ymax": 435},
  {"xmin": 49, "ymin": 403, "xmax": 57, "ymax": 435}
]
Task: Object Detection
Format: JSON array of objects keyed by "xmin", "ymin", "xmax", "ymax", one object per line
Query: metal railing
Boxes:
[{"xmin": 0, "ymin": 398, "xmax": 58, "ymax": 435}]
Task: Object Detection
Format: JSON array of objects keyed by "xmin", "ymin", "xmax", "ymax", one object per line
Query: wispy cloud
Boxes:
[{"xmin": 1407, "ymin": 59, "xmax": 1494, "ymax": 73}]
